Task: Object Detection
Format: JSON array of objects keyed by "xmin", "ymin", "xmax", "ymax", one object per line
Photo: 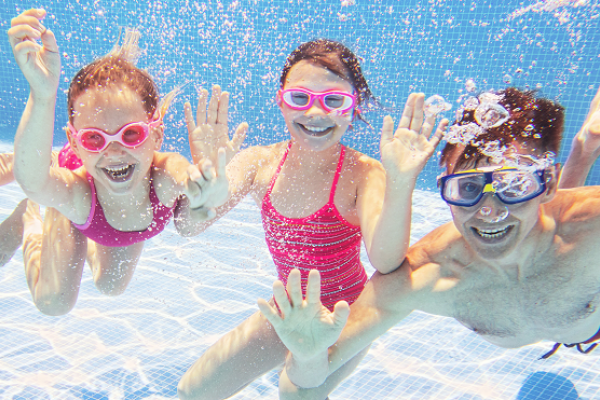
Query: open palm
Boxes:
[
  {"xmin": 257, "ymin": 269, "xmax": 350, "ymax": 362},
  {"xmin": 185, "ymin": 85, "xmax": 248, "ymax": 165},
  {"xmin": 380, "ymin": 93, "xmax": 448, "ymax": 178}
]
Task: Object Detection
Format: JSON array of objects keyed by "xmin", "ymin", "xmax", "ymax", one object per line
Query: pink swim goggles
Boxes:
[
  {"xmin": 67, "ymin": 118, "xmax": 162, "ymax": 153},
  {"xmin": 279, "ymin": 88, "xmax": 356, "ymax": 114}
]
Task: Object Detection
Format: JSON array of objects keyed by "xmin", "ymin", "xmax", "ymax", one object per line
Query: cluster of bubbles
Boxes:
[
  {"xmin": 424, "ymin": 95, "xmax": 452, "ymax": 116},
  {"xmin": 441, "ymin": 87, "xmax": 556, "ymax": 172}
]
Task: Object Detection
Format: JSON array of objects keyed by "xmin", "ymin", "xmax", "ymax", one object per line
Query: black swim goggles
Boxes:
[{"xmin": 438, "ymin": 166, "xmax": 548, "ymax": 207}]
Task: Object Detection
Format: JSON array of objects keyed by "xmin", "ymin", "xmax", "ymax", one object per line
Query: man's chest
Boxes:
[{"xmin": 425, "ymin": 256, "xmax": 600, "ymax": 347}]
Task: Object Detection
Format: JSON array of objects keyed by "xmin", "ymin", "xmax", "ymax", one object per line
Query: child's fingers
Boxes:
[
  {"xmin": 7, "ymin": 24, "xmax": 42, "ymax": 47},
  {"xmin": 409, "ymin": 93, "xmax": 425, "ymax": 132},
  {"xmin": 332, "ymin": 301, "xmax": 351, "ymax": 328},
  {"xmin": 39, "ymin": 29, "xmax": 58, "ymax": 53},
  {"xmin": 216, "ymin": 91, "xmax": 229, "ymax": 125},
  {"xmin": 199, "ymin": 158, "xmax": 216, "ymax": 181},
  {"xmin": 231, "ymin": 123, "xmax": 248, "ymax": 153},
  {"xmin": 430, "ymin": 119, "xmax": 449, "ymax": 148},
  {"xmin": 306, "ymin": 269, "xmax": 321, "ymax": 305},
  {"xmin": 286, "ymin": 269, "xmax": 303, "ymax": 308},
  {"xmin": 184, "ymin": 102, "xmax": 196, "ymax": 133},
  {"xmin": 397, "ymin": 93, "xmax": 417, "ymax": 130},
  {"xmin": 216, "ymin": 148, "xmax": 226, "ymax": 177},
  {"xmin": 258, "ymin": 298, "xmax": 283, "ymax": 326},
  {"xmin": 273, "ymin": 280, "xmax": 292, "ymax": 317},
  {"xmin": 11, "ymin": 12, "xmax": 45, "ymax": 30},
  {"xmin": 207, "ymin": 85, "xmax": 221, "ymax": 125},
  {"xmin": 13, "ymin": 41, "xmax": 43, "ymax": 60},
  {"xmin": 380, "ymin": 116, "xmax": 394, "ymax": 145},
  {"xmin": 196, "ymin": 88, "xmax": 208, "ymax": 125},
  {"xmin": 420, "ymin": 112, "xmax": 436, "ymax": 139}
]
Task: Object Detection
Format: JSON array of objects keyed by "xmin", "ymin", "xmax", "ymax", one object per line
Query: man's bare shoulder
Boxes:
[
  {"xmin": 548, "ymin": 187, "xmax": 600, "ymax": 235},
  {"xmin": 407, "ymin": 221, "xmax": 467, "ymax": 271}
]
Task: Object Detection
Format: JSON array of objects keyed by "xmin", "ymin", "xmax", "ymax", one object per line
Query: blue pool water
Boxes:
[{"xmin": 1, "ymin": 0, "xmax": 600, "ymax": 398}]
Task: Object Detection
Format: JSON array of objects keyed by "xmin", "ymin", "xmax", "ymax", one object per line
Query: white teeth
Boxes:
[
  {"xmin": 302, "ymin": 125, "xmax": 331, "ymax": 133},
  {"xmin": 104, "ymin": 165, "xmax": 129, "ymax": 173},
  {"xmin": 475, "ymin": 226, "xmax": 510, "ymax": 239}
]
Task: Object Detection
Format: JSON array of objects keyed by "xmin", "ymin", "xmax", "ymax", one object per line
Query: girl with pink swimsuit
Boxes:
[
  {"xmin": 177, "ymin": 39, "xmax": 448, "ymax": 399},
  {"xmin": 8, "ymin": 9, "xmax": 233, "ymax": 316}
]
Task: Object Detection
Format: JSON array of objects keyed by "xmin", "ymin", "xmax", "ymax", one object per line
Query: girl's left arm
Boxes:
[
  {"xmin": 357, "ymin": 93, "xmax": 447, "ymax": 274},
  {"xmin": 153, "ymin": 150, "xmax": 229, "ymax": 236}
]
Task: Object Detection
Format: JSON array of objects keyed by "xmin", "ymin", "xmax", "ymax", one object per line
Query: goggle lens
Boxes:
[
  {"xmin": 281, "ymin": 89, "xmax": 356, "ymax": 113},
  {"xmin": 440, "ymin": 169, "xmax": 546, "ymax": 206},
  {"xmin": 80, "ymin": 131, "xmax": 107, "ymax": 152}
]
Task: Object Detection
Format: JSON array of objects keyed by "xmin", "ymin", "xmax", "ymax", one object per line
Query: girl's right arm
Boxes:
[{"xmin": 9, "ymin": 9, "xmax": 87, "ymax": 219}]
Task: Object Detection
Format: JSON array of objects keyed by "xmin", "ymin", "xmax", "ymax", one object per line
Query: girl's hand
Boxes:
[
  {"xmin": 380, "ymin": 93, "xmax": 448, "ymax": 180},
  {"xmin": 185, "ymin": 85, "xmax": 248, "ymax": 166},
  {"xmin": 8, "ymin": 9, "xmax": 60, "ymax": 99},
  {"xmin": 183, "ymin": 148, "xmax": 229, "ymax": 220},
  {"xmin": 257, "ymin": 269, "xmax": 350, "ymax": 363}
]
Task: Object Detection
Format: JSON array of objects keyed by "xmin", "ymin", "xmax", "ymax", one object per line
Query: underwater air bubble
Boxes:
[
  {"xmin": 503, "ymin": 74, "xmax": 512, "ymax": 84},
  {"xmin": 465, "ymin": 79, "xmax": 476, "ymax": 92},
  {"xmin": 444, "ymin": 122, "xmax": 483, "ymax": 145},
  {"xmin": 463, "ymin": 96, "xmax": 479, "ymax": 111},
  {"xmin": 475, "ymin": 103, "xmax": 510, "ymax": 129},
  {"xmin": 424, "ymin": 95, "xmax": 452, "ymax": 116}
]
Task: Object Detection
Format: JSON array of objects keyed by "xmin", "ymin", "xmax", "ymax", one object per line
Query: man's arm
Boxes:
[{"xmin": 560, "ymin": 86, "xmax": 600, "ymax": 188}]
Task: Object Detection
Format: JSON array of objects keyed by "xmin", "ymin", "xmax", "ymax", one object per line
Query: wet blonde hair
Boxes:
[{"xmin": 67, "ymin": 29, "xmax": 176, "ymax": 123}]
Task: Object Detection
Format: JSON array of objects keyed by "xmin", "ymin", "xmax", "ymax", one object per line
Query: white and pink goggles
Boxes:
[{"xmin": 279, "ymin": 88, "xmax": 356, "ymax": 114}]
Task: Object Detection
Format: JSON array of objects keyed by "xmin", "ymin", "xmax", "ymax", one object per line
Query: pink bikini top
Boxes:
[
  {"xmin": 261, "ymin": 142, "xmax": 368, "ymax": 311},
  {"xmin": 58, "ymin": 143, "xmax": 176, "ymax": 247}
]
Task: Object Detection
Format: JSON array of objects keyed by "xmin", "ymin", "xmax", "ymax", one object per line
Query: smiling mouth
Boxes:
[
  {"xmin": 297, "ymin": 123, "xmax": 335, "ymax": 137},
  {"xmin": 471, "ymin": 225, "xmax": 514, "ymax": 241},
  {"xmin": 102, "ymin": 164, "xmax": 135, "ymax": 182}
]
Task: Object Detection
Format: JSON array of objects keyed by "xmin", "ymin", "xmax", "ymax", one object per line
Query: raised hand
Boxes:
[
  {"xmin": 380, "ymin": 93, "xmax": 448, "ymax": 179},
  {"xmin": 575, "ymin": 86, "xmax": 600, "ymax": 156},
  {"xmin": 257, "ymin": 269, "xmax": 350, "ymax": 362},
  {"xmin": 185, "ymin": 85, "xmax": 248, "ymax": 166},
  {"xmin": 183, "ymin": 148, "xmax": 229, "ymax": 220},
  {"xmin": 8, "ymin": 9, "xmax": 60, "ymax": 98}
]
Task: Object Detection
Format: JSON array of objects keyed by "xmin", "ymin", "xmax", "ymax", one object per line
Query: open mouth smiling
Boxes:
[
  {"xmin": 102, "ymin": 164, "xmax": 136, "ymax": 182},
  {"xmin": 471, "ymin": 225, "xmax": 514, "ymax": 241},
  {"xmin": 297, "ymin": 123, "xmax": 335, "ymax": 137}
]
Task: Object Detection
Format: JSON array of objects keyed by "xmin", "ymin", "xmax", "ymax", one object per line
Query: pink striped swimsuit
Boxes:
[{"xmin": 262, "ymin": 143, "xmax": 368, "ymax": 311}]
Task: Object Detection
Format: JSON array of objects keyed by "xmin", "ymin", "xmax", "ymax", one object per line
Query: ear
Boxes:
[
  {"xmin": 540, "ymin": 163, "xmax": 561, "ymax": 203},
  {"xmin": 276, "ymin": 90, "xmax": 283, "ymax": 110},
  {"xmin": 65, "ymin": 125, "xmax": 83, "ymax": 159},
  {"xmin": 151, "ymin": 122, "xmax": 165, "ymax": 151}
]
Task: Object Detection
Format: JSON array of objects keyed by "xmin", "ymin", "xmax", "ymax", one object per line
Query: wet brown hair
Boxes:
[
  {"xmin": 67, "ymin": 30, "xmax": 159, "ymax": 123},
  {"xmin": 440, "ymin": 88, "xmax": 564, "ymax": 172},
  {"xmin": 280, "ymin": 39, "xmax": 378, "ymax": 125}
]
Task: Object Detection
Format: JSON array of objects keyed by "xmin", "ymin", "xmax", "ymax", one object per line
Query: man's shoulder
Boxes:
[
  {"xmin": 551, "ymin": 186, "xmax": 600, "ymax": 226},
  {"xmin": 408, "ymin": 221, "xmax": 465, "ymax": 267}
]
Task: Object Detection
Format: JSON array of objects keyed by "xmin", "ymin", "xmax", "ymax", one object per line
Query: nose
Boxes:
[
  {"xmin": 304, "ymin": 99, "xmax": 327, "ymax": 116},
  {"xmin": 103, "ymin": 141, "xmax": 127, "ymax": 155},
  {"xmin": 475, "ymin": 194, "xmax": 509, "ymax": 223}
]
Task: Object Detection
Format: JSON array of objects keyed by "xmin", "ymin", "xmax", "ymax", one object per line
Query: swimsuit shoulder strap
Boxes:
[
  {"xmin": 328, "ymin": 145, "xmax": 346, "ymax": 204},
  {"xmin": 265, "ymin": 141, "xmax": 292, "ymax": 199}
]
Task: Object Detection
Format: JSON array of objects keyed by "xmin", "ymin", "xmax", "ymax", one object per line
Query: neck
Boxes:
[{"xmin": 286, "ymin": 140, "xmax": 342, "ymax": 171}]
